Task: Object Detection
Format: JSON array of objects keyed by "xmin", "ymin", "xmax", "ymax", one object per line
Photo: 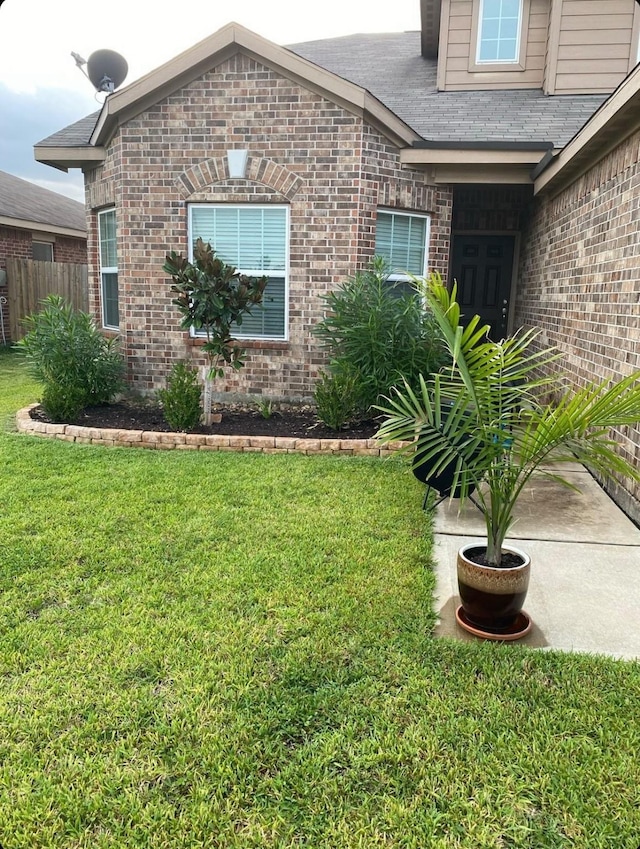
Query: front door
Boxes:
[{"xmin": 450, "ymin": 235, "xmax": 515, "ymax": 340}]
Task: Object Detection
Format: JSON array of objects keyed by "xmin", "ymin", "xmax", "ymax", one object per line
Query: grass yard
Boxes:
[{"xmin": 1, "ymin": 346, "xmax": 640, "ymax": 848}]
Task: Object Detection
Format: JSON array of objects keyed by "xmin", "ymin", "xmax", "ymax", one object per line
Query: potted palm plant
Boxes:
[{"xmin": 376, "ymin": 273, "xmax": 640, "ymax": 639}]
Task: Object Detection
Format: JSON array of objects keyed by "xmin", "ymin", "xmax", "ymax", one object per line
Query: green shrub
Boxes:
[
  {"xmin": 313, "ymin": 368, "xmax": 364, "ymax": 430},
  {"xmin": 158, "ymin": 361, "xmax": 202, "ymax": 431},
  {"xmin": 17, "ymin": 295, "xmax": 125, "ymax": 421},
  {"xmin": 313, "ymin": 258, "xmax": 447, "ymax": 415},
  {"xmin": 41, "ymin": 384, "xmax": 88, "ymax": 424}
]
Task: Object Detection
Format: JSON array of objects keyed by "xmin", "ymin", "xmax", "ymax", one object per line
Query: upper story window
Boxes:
[
  {"xmin": 375, "ymin": 210, "xmax": 430, "ymax": 290},
  {"xmin": 98, "ymin": 208, "xmax": 119, "ymax": 330},
  {"xmin": 189, "ymin": 205, "xmax": 288, "ymax": 341},
  {"xmin": 477, "ymin": 0, "xmax": 523, "ymax": 64}
]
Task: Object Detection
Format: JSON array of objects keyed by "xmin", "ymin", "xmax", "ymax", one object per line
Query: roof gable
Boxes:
[
  {"xmin": 535, "ymin": 60, "xmax": 640, "ymax": 194},
  {"xmin": 90, "ymin": 22, "xmax": 420, "ymax": 149}
]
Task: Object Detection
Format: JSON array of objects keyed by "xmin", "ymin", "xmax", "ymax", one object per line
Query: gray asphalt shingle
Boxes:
[
  {"xmin": 0, "ymin": 170, "xmax": 86, "ymax": 232},
  {"xmin": 35, "ymin": 111, "xmax": 100, "ymax": 149},
  {"xmin": 289, "ymin": 32, "xmax": 607, "ymax": 148}
]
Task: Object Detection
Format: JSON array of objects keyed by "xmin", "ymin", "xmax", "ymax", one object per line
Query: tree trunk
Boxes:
[{"xmin": 201, "ymin": 366, "xmax": 214, "ymax": 426}]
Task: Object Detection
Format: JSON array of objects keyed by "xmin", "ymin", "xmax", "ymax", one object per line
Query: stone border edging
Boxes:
[{"xmin": 15, "ymin": 405, "xmax": 409, "ymax": 457}]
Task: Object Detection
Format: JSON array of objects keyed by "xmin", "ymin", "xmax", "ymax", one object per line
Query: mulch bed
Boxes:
[{"xmin": 29, "ymin": 400, "xmax": 382, "ymax": 441}]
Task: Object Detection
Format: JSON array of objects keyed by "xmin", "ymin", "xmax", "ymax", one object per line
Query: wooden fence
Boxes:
[{"xmin": 6, "ymin": 259, "xmax": 89, "ymax": 341}]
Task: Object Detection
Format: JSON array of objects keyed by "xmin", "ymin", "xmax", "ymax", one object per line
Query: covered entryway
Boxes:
[
  {"xmin": 450, "ymin": 234, "xmax": 514, "ymax": 340},
  {"xmin": 450, "ymin": 185, "xmax": 533, "ymax": 340}
]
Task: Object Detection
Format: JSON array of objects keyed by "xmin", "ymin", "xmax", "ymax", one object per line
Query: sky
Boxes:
[{"xmin": 0, "ymin": 0, "xmax": 420, "ymax": 202}]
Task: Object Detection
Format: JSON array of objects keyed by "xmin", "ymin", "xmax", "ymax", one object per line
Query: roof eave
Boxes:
[
  {"xmin": 400, "ymin": 143, "xmax": 553, "ymax": 185},
  {"xmin": 534, "ymin": 63, "xmax": 640, "ymax": 195},
  {"xmin": 0, "ymin": 215, "xmax": 86, "ymax": 239},
  {"xmin": 33, "ymin": 145, "xmax": 106, "ymax": 172},
  {"xmin": 401, "ymin": 145, "xmax": 551, "ymax": 166}
]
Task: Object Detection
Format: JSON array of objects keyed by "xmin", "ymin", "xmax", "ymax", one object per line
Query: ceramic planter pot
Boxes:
[{"xmin": 456, "ymin": 542, "xmax": 530, "ymax": 635}]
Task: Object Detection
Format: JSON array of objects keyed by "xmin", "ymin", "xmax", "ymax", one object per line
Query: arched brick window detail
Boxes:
[{"xmin": 176, "ymin": 157, "xmax": 302, "ymax": 201}]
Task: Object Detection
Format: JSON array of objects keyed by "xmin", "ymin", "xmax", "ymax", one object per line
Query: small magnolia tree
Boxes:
[{"xmin": 163, "ymin": 238, "xmax": 267, "ymax": 423}]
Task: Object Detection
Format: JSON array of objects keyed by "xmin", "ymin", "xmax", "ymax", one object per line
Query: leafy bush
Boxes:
[
  {"xmin": 40, "ymin": 384, "xmax": 89, "ymax": 424},
  {"xmin": 163, "ymin": 239, "xmax": 267, "ymax": 378},
  {"xmin": 313, "ymin": 368, "xmax": 364, "ymax": 430},
  {"xmin": 17, "ymin": 295, "xmax": 125, "ymax": 421},
  {"xmin": 163, "ymin": 239, "xmax": 268, "ymax": 424},
  {"xmin": 314, "ymin": 258, "xmax": 447, "ymax": 415},
  {"xmin": 158, "ymin": 361, "xmax": 202, "ymax": 431}
]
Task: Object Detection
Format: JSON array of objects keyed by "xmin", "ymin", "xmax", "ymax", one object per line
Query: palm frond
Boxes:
[{"xmin": 377, "ymin": 272, "xmax": 640, "ymax": 567}]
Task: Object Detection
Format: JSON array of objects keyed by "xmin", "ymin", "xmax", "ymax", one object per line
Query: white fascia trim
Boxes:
[{"xmin": 0, "ymin": 216, "xmax": 86, "ymax": 240}]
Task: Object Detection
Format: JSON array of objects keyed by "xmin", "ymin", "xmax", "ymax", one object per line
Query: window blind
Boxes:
[
  {"xmin": 375, "ymin": 212, "xmax": 428, "ymax": 278},
  {"xmin": 190, "ymin": 206, "xmax": 287, "ymax": 340}
]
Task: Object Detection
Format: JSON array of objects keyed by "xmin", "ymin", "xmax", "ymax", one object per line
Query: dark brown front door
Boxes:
[{"xmin": 450, "ymin": 235, "xmax": 515, "ymax": 340}]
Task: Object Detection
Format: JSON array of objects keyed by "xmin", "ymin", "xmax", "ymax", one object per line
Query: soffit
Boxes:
[{"xmin": 401, "ymin": 141, "xmax": 552, "ymax": 184}]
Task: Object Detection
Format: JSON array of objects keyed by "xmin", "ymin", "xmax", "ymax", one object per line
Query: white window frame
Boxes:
[
  {"xmin": 188, "ymin": 204, "xmax": 290, "ymax": 342},
  {"xmin": 375, "ymin": 209, "xmax": 430, "ymax": 285},
  {"xmin": 98, "ymin": 208, "xmax": 119, "ymax": 331},
  {"xmin": 471, "ymin": 0, "xmax": 527, "ymax": 71}
]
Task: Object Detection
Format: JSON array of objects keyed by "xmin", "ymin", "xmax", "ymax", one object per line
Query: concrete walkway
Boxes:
[{"xmin": 431, "ymin": 465, "xmax": 640, "ymax": 660}]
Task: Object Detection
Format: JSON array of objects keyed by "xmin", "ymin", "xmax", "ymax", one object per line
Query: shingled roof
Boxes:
[
  {"xmin": 35, "ymin": 30, "xmax": 607, "ymax": 153},
  {"xmin": 0, "ymin": 170, "xmax": 86, "ymax": 234},
  {"xmin": 36, "ymin": 112, "xmax": 101, "ymax": 148},
  {"xmin": 289, "ymin": 32, "xmax": 607, "ymax": 148}
]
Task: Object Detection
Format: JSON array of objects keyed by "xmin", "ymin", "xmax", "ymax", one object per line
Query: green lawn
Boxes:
[{"xmin": 1, "ymin": 346, "xmax": 640, "ymax": 848}]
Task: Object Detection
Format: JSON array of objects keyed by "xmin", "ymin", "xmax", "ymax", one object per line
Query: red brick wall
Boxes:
[
  {"xmin": 0, "ymin": 225, "xmax": 32, "ymax": 267},
  {"xmin": 0, "ymin": 226, "xmax": 87, "ymax": 343},
  {"xmin": 84, "ymin": 52, "xmax": 451, "ymax": 400},
  {"xmin": 54, "ymin": 236, "xmax": 87, "ymax": 264},
  {"xmin": 0, "ymin": 226, "xmax": 86, "ymax": 266},
  {"xmin": 517, "ymin": 132, "xmax": 640, "ymax": 519}
]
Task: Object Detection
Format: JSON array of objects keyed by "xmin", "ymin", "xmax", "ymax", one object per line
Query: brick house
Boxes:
[
  {"xmin": 35, "ymin": 0, "xmax": 640, "ymax": 517},
  {"xmin": 0, "ymin": 170, "xmax": 87, "ymax": 342}
]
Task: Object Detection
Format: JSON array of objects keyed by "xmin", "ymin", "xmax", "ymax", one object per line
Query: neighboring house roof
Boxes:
[{"xmin": 0, "ymin": 170, "xmax": 86, "ymax": 238}]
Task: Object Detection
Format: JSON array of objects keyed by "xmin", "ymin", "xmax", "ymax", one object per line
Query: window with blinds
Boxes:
[
  {"xmin": 98, "ymin": 208, "xmax": 119, "ymax": 330},
  {"xmin": 375, "ymin": 210, "xmax": 430, "ymax": 287},
  {"xmin": 189, "ymin": 205, "xmax": 289, "ymax": 340}
]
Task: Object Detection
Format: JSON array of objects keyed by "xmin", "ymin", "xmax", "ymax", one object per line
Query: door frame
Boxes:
[{"xmin": 449, "ymin": 230, "xmax": 521, "ymax": 335}]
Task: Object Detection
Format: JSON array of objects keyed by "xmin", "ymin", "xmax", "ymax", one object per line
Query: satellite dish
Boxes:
[{"xmin": 86, "ymin": 49, "xmax": 128, "ymax": 93}]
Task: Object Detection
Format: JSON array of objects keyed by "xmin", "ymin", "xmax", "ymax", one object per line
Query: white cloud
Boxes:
[{"xmin": 0, "ymin": 0, "xmax": 420, "ymax": 96}]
